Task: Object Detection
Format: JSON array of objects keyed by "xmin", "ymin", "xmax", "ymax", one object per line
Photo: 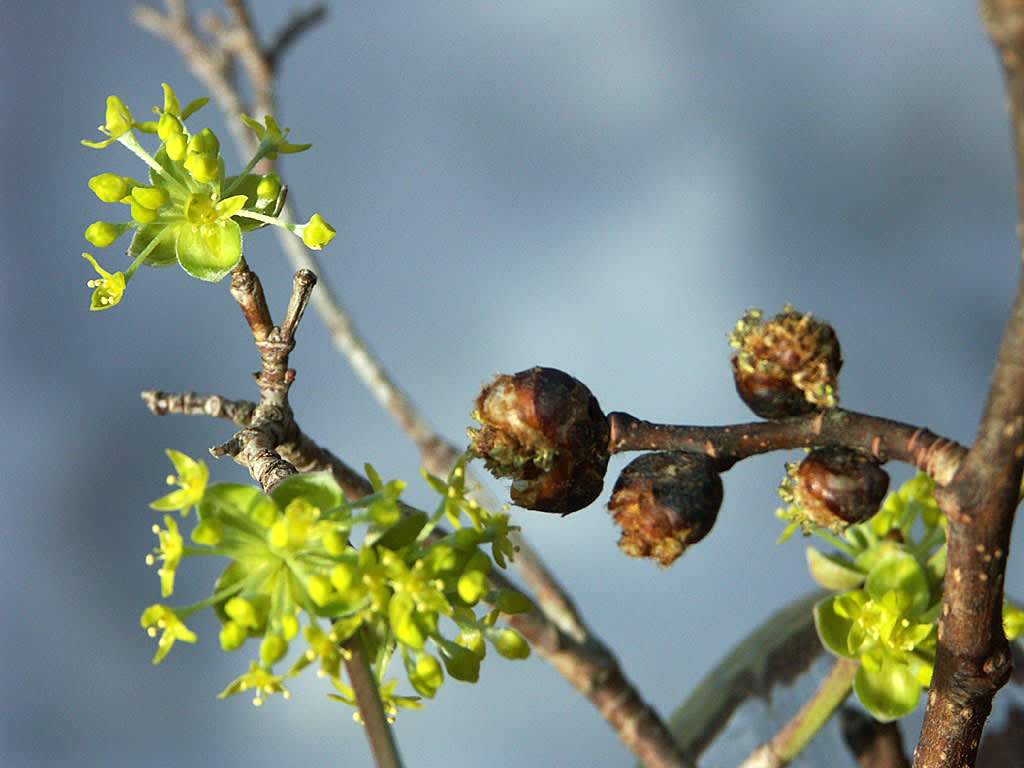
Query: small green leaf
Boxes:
[
  {"xmin": 806, "ymin": 547, "xmax": 866, "ymax": 591},
  {"xmin": 854, "ymin": 657, "xmax": 921, "ymax": 722},
  {"xmin": 864, "ymin": 551, "xmax": 930, "ymax": 615},
  {"xmin": 438, "ymin": 638, "xmax": 480, "ymax": 682},
  {"xmin": 486, "ymin": 588, "xmax": 534, "ymax": 615},
  {"xmin": 270, "ymin": 472, "xmax": 346, "ymax": 511},
  {"xmin": 176, "ymin": 219, "xmax": 242, "ymax": 281},
  {"xmin": 813, "ymin": 596, "xmax": 857, "ymax": 658}
]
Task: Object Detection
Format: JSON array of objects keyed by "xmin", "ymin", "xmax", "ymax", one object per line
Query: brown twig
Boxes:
[
  {"xmin": 909, "ymin": 3, "xmax": 1024, "ymax": 767},
  {"xmin": 609, "ymin": 409, "xmax": 967, "ymax": 484}
]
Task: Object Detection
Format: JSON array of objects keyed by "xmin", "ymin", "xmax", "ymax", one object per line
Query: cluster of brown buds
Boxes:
[{"xmin": 468, "ymin": 306, "xmax": 885, "ymax": 565}]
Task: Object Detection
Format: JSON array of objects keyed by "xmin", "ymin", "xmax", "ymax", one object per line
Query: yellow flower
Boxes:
[
  {"xmin": 140, "ymin": 604, "xmax": 197, "ymax": 663},
  {"xmin": 82, "ymin": 253, "xmax": 126, "ymax": 310}
]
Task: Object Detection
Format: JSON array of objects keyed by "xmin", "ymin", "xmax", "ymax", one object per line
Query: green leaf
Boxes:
[
  {"xmin": 270, "ymin": 471, "xmax": 346, "ymax": 511},
  {"xmin": 438, "ymin": 638, "xmax": 480, "ymax": 682},
  {"xmin": 176, "ymin": 219, "xmax": 242, "ymax": 281},
  {"xmin": 367, "ymin": 511, "xmax": 427, "ymax": 550},
  {"xmin": 130, "ymin": 223, "xmax": 177, "ymax": 267},
  {"xmin": 806, "ymin": 547, "xmax": 866, "ymax": 591},
  {"xmin": 486, "ymin": 588, "xmax": 534, "ymax": 615},
  {"xmin": 200, "ymin": 483, "xmax": 277, "ymax": 527},
  {"xmin": 864, "ymin": 550, "xmax": 930, "ymax": 615},
  {"xmin": 813, "ymin": 596, "xmax": 857, "ymax": 658},
  {"xmin": 854, "ymin": 657, "xmax": 921, "ymax": 722}
]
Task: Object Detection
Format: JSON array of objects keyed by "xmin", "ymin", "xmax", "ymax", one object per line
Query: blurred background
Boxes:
[{"xmin": 3, "ymin": 1, "xmax": 1024, "ymax": 766}]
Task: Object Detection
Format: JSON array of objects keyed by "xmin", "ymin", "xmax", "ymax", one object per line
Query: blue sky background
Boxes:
[{"xmin": 3, "ymin": 1, "xmax": 1024, "ymax": 766}]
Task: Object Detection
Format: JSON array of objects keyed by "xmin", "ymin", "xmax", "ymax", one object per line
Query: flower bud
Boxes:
[
  {"xmin": 729, "ymin": 305, "xmax": 841, "ymax": 419},
  {"xmin": 609, "ymin": 451, "xmax": 722, "ymax": 566},
  {"xmin": 88, "ymin": 172, "xmax": 130, "ymax": 203},
  {"xmin": 468, "ymin": 367, "xmax": 610, "ymax": 514},
  {"xmin": 784, "ymin": 446, "xmax": 889, "ymax": 531}
]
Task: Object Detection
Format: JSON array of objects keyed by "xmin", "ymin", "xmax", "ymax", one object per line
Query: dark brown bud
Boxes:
[
  {"xmin": 609, "ymin": 451, "xmax": 723, "ymax": 566},
  {"xmin": 785, "ymin": 446, "xmax": 889, "ymax": 531},
  {"xmin": 729, "ymin": 305, "xmax": 842, "ymax": 420},
  {"xmin": 468, "ymin": 367, "xmax": 610, "ymax": 514}
]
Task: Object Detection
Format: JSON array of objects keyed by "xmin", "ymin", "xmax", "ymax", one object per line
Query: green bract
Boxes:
[
  {"xmin": 142, "ymin": 451, "xmax": 532, "ymax": 713},
  {"xmin": 792, "ymin": 473, "xmax": 1023, "ymax": 721},
  {"xmin": 80, "ymin": 84, "xmax": 336, "ymax": 307}
]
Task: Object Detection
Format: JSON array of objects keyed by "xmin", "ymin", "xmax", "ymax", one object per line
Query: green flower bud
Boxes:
[
  {"xmin": 457, "ymin": 569, "xmax": 487, "ymax": 605},
  {"xmin": 256, "ymin": 174, "xmax": 282, "ymax": 201},
  {"xmin": 323, "ymin": 528, "xmax": 348, "ymax": 556},
  {"xmin": 301, "ymin": 213, "xmax": 336, "ymax": 250},
  {"xmin": 280, "ymin": 614, "xmax": 300, "ymax": 641},
  {"xmin": 260, "ymin": 634, "xmax": 288, "ymax": 666},
  {"xmin": 408, "ymin": 653, "xmax": 444, "ymax": 698},
  {"xmin": 184, "ymin": 152, "xmax": 220, "ymax": 184},
  {"xmin": 166, "ymin": 133, "xmax": 188, "ymax": 162},
  {"xmin": 157, "ymin": 112, "xmax": 184, "ymax": 142},
  {"xmin": 132, "ymin": 185, "xmax": 170, "ymax": 210},
  {"xmin": 491, "ymin": 628, "xmax": 530, "ymax": 660},
  {"xmin": 307, "ymin": 574, "xmax": 334, "ymax": 606},
  {"xmin": 85, "ymin": 221, "xmax": 128, "ymax": 248},
  {"xmin": 330, "ymin": 560, "xmax": 359, "ymax": 594},
  {"xmin": 187, "ymin": 127, "xmax": 220, "ymax": 154},
  {"xmin": 456, "ymin": 629, "xmax": 486, "ymax": 659},
  {"xmin": 225, "ymin": 596, "xmax": 259, "ymax": 629},
  {"xmin": 220, "ymin": 620, "xmax": 247, "ymax": 651},
  {"xmin": 88, "ymin": 172, "xmax": 130, "ymax": 202},
  {"xmin": 130, "ymin": 198, "xmax": 159, "ymax": 224},
  {"xmin": 268, "ymin": 519, "xmax": 290, "ymax": 550}
]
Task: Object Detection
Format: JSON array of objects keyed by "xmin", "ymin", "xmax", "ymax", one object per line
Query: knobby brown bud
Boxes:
[
  {"xmin": 468, "ymin": 367, "xmax": 610, "ymax": 514},
  {"xmin": 729, "ymin": 305, "xmax": 842, "ymax": 420},
  {"xmin": 609, "ymin": 451, "xmax": 723, "ymax": 566},
  {"xmin": 785, "ymin": 446, "xmax": 889, "ymax": 531}
]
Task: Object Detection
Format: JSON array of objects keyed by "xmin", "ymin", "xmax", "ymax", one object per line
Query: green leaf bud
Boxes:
[
  {"xmin": 191, "ymin": 518, "xmax": 224, "ymax": 546},
  {"xmin": 85, "ymin": 221, "xmax": 129, "ymax": 248},
  {"xmin": 88, "ymin": 172, "xmax": 130, "ymax": 202},
  {"xmin": 132, "ymin": 185, "xmax": 170, "ymax": 211},
  {"xmin": 220, "ymin": 620, "xmax": 247, "ymax": 651},
  {"xmin": 260, "ymin": 634, "xmax": 288, "ymax": 666},
  {"xmin": 490, "ymin": 628, "xmax": 530, "ymax": 660}
]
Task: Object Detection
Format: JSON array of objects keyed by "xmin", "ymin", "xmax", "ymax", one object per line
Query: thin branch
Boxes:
[
  {"xmin": 737, "ymin": 657, "xmax": 857, "ymax": 768},
  {"xmin": 609, "ymin": 409, "xmax": 967, "ymax": 484},
  {"xmin": 911, "ymin": 3, "xmax": 1024, "ymax": 766}
]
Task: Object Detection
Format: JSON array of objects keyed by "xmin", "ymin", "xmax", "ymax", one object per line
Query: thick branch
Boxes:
[
  {"xmin": 609, "ymin": 409, "xmax": 966, "ymax": 483},
  {"xmin": 912, "ymin": 3, "xmax": 1024, "ymax": 766}
]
